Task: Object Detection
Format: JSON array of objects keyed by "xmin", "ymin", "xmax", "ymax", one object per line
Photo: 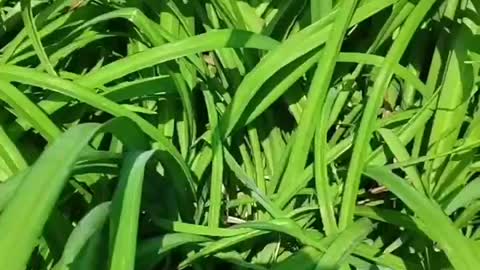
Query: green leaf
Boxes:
[
  {"xmin": 0, "ymin": 123, "xmax": 101, "ymax": 270},
  {"xmin": 339, "ymin": 0, "xmax": 439, "ymax": 229},
  {"xmin": 0, "ymin": 66, "xmax": 196, "ymax": 215},
  {"xmin": 444, "ymin": 177, "xmax": 480, "ymax": 215},
  {"xmin": 20, "ymin": 0, "xmax": 56, "ymax": 75},
  {"xmin": 109, "ymin": 150, "xmax": 155, "ymax": 270},
  {"xmin": 0, "ymin": 79, "xmax": 61, "ymax": 141},
  {"xmin": 315, "ymin": 218, "xmax": 374, "ymax": 270},
  {"xmin": 77, "ymin": 29, "xmax": 279, "ymax": 88},
  {"xmin": 136, "ymin": 233, "xmax": 210, "ymax": 270},
  {"xmin": 271, "ymin": 247, "xmax": 321, "ymax": 270},
  {"xmin": 364, "ymin": 166, "xmax": 480, "ymax": 269},
  {"xmin": 53, "ymin": 202, "xmax": 110, "ymax": 270},
  {"xmin": 0, "ymin": 117, "xmax": 152, "ymax": 270}
]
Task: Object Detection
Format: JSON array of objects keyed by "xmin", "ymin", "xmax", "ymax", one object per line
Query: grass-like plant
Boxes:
[{"xmin": 1, "ymin": 0, "xmax": 480, "ymax": 269}]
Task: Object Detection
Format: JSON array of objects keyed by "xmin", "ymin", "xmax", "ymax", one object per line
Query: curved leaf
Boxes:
[
  {"xmin": 53, "ymin": 202, "xmax": 111, "ymax": 270},
  {"xmin": 364, "ymin": 166, "xmax": 480, "ymax": 269}
]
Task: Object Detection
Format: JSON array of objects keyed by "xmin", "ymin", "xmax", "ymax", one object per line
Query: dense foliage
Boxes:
[{"xmin": 1, "ymin": 0, "xmax": 480, "ymax": 269}]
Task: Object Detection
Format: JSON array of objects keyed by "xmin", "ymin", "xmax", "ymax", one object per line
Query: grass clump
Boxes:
[{"xmin": 1, "ymin": 0, "xmax": 480, "ymax": 269}]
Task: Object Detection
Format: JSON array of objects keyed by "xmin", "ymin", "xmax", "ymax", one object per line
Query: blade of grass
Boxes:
[
  {"xmin": 454, "ymin": 201, "xmax": 480, "ymax": 228},
  {"xmin": 208, "ymin": 128, "xmax": 224, "ymax": 227},
  {"xmin": 339, "ymin": 0, "xmax": 438, "ymax": 229},
  {"xmin": 355, "ymin": 206, "xmax": 423, "ymax": 232},
  {"xmin": 364, "ymin": 166, "xmax": 480, "ymax": 269},
  {"xmin": 377, "ymin": 128, "xmax": 424, "ymax": 192},
  {"xmin": 0, "ymin": 117, "xmax": 152, "ymax": 270},
  {"xmin": 274, "ymin": 0, "xmax": 360, "ymax": 209},
  {"xmin": 0, "ymin": 171, "xmax": 27, "ymax": 211},
  {"xmin": 109, "ymin": 151, "xmax": 155, "ymax": 270},
  {"xmin": 179, "ymin": 230, "xmax": 266, "ymax": 269},
  {"xmin": 247, "ymin": 123, "xmax": 267, "ymax": 200},
  {"xmin": 314, "ymin": 90, "xmax": 338, "ymax": 235},
  {"xmin": 0, "ymin": 123, "xmax": 100, "ymax": 270},
  {"xmin": 271, "ymin": 247, "xmax": 321, "ymax": 270},
  {"xmin": 153, "ymin": 218, "xmax": 253, "ymax": 237},
  {"xmin": 0, "ymin": 125, "xmax": 28, "ymax": 173},
  {"xmin": 76, "ymin": 29, "xmax": 279, "ymax": 88},
  {"xmin": 221, "ymin": 0, "xmax": 398, "ymax": 138},
  {"xmin": 20, "ymin": 0, "xmax": 56, "ymax": 75},
  {"xmin": 311, "ymin": 0, "xmax": 333, "ymax": 22},
  {"xmin": 426, "ymin": 22, "xmax": 472, "ymax": 188},
  {"xmin": 315, "ymin": 218, "xmax": 374, "ymax": 270},
  {"xmin": 224, "ymin": 148, "xmax": 284, "ymax": 218},
  {"xmin": 136, "ymin": 233, "xmax": 210, "ymax": 270},
  {"xmin": 53, "ymin": 202, "xmax": 110, "ymax": 270},
  {"xmin": 0, "ymin": 66, "xmax": 196, "ymax": 214},
  {"xmin": 444, "ymin": 177, "xmax": 480, "ymax": 215},
  {"xmin": 2, "ymin": 0, "xmax": 75, "ymax": 63},
  {"xmin": 0, "ymin": 79, "xmax": 61, "ymax": 141}
]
